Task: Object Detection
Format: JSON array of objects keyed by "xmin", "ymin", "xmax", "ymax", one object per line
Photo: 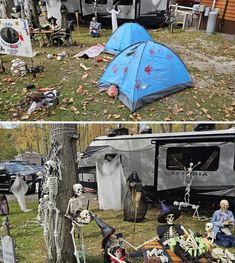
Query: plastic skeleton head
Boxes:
[
  {"xmin": 78, "ymin": 210, "xmax": 91, "ymax": 224},
  {"xmin": 220, "ymin": 199, "xmax": 229, "ymax": 211},
  {"xmin": 166, "ymin": 213, "xmax": 175, "ymax": 225},
  {"xmin": 73, "ymin": 184, "xmax": 83, "ymax": 197},
  {"xmin": 205, "ymin": 223, "xmax": 213, "ymax": 232},
  {"xmin": 45, "ymin": 160, "xmax": 57, "ymax": 175}
]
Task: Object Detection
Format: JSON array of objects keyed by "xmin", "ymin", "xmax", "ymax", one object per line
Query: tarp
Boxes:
[
  {"xmin": 99, "ymin": 41, "xmax": 192, "ymax": 112},
  {"xmin": 74, "ymin": 44, "xmax": 104, "ymax": 59},
  {"xmin": 104, "ymin": 22, "xmax": 152, "ymax": 55}
]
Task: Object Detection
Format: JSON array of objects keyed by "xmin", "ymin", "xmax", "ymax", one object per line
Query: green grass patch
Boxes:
[
  {"xmin": 0, "ymin": 27, "xmax": 234, "ymax": 121},
  {"xmin": 6, "ymin": 198, "xmax": 235, "ymax": 262}
]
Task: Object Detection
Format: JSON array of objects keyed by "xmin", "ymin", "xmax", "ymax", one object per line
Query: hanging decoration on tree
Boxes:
[{"xmin": 37, "ymin": 138, "xmax": 63, "ymax": 261}]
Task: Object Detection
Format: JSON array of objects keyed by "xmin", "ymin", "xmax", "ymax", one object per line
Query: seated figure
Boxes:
[
  {"xmin": 89, "ymin": 17, "xmax": 101, "ymax": 38},
  {"xmin": 211, "ymin": 199, "xmax": 235, "ymax": 248}
]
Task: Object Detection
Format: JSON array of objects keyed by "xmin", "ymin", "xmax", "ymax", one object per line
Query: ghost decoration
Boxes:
[{"xmin": 107, "ymin": 4, "xmax": 120, "ymax": 32}]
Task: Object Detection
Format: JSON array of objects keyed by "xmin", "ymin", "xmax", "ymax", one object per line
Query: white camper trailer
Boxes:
[
  {"xmin": 79, "ymin": 128, "xmax": 235, "ymax": 201},
  {"xmin": 78, "ymin": 0, "xmax": 168, "ymax": 25}
]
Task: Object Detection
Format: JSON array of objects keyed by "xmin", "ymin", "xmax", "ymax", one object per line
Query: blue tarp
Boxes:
[
  {"xmin": 104, "ymin": 22, "xmax": 152, "ymax": 55},
  {"xmin": 99, "ymin": 41, "xmax": 192, "ymax": 112}
]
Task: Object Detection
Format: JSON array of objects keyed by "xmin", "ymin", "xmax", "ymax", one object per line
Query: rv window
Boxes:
[
  {"xmin": 166, "ymin": 146, "xmax": 220, "ymax": 171},
  {"xmin": 117, "ymin": 0, "xmax": 133, "ymax": 5},
  {"xmin": 85, "ymin": 0, "xmax": 107, "ymax": 4},
  {"xmin": 105, "ymin": 154, "xmax": 121, "ymax": 162}
]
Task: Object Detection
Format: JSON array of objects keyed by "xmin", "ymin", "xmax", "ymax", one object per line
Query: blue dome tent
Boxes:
[
  {"xmin": 99, "ymin": 41, "xmax": 192, "ymax": 112},
  {"xmin": 104, "ymin": 22, "xmax": 152, "ymax": 55}
]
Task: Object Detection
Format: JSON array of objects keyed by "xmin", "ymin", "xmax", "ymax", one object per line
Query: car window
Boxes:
[{"xmin": 4, "ymin": 163, "xmax": 21, "ymax": 173}]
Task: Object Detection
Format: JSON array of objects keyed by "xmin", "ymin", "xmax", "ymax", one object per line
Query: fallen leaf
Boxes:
[
  {"xmin": 206, "ymin": 114, "xmax": 213, "ymax": 120},
  {"xmin": 81, "ymin": 73, "xmax": 88, "ymax": 80},
  {"xmin": 70, "ymin": 106, "xmax": 78, "ymax": 112},
  {"xmin": 113, "ymin": 114, "xmax": 121, "ymax": 119},
  {"xmin": 201, "ymin": 108, "xmax": 208, "ymax": 114}
]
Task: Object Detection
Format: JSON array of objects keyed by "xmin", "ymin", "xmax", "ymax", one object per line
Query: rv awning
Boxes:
[
  {"xmin": 151, "ymin": 133, "xmax": 235, "ymax": 145},
  {"xmin": 197, "ymin": 188, "xmax": 235, "ymax": 198}
]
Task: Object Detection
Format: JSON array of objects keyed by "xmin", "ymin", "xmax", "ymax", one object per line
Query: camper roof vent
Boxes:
[
  {"xmin": 108, "ymin": 127, "xmax": 129, "ymax": 137},
  {"xmin": 194, "ymin": 124, "xmax": 215, "ymax": 131}
]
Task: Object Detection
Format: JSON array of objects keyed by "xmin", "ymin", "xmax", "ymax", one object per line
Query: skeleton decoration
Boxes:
[
  {"xmin": 205, "ymin": 222, "xmax": 215, "ymax": 245},
  {"xmin": 173, "ymin": 162, "xmax": 208, "ymax": 221},
  {"xmin": 0, "ymin": 0, "xmax": 7, "ymax": 19},
  {"xmin": 145, "ymin": 248, "xmax": 169, "ymax": 263},
  {"xmin": 157, "ymin": 202, "xmax": 184, "ymax": 242},
  {"xmin": 211, "ymin": 247, "xmax": 235, "ymax": 263},
  {"xmin": 65, "ymin": 183, "xmax": 91, "ymax": 263},
  {"xmin": 37, "ymin": 139, "xmax": 63, "ymax": 261},
  {"xmin": 11, "ymin": 59, "xmax": 28, "ymax": 77}
]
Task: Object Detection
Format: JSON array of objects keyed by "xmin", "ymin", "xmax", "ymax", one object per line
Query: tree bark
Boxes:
[
  {"xmin": 5, "ymin": 0, "xmax": 14, "ymax": 18},
  {"xmin": 47, "ymin": 123, "xmax": 78, "ymax": 263}
]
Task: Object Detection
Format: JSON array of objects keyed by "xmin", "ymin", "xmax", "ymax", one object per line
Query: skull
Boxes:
[
  {"xmin": 220, "ymin": 199, "xmax": 229, "ymax": 211},
  {"xmin": 73, "ymin": 183, "xmax": 83, "ymax": 196},
  {"xmin": 166, "ymin": 213, "xmax": 175, "ymax": 225},
  {"xmin": 45, "ymin": 160, "xmax": 57, "ymax": 175},
  {"xmin": 205, "ymin": 222, "xmax": 213, "ymax": 232},
  {"xmin": 79, "ymin": 209, "xmax": 91, "ymax": 224}
]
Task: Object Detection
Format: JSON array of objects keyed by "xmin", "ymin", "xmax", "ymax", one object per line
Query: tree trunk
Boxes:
[
  {"xmin": 47, "ymin": 124, "xmax": 78, "ymax": 263},
  {"xmin": 30, "ymin": 0, "xmax": 40, "ymax": 28},
  {"xmin": 5, "ymin": 0, "xmax": 14, "ymax": 18}
]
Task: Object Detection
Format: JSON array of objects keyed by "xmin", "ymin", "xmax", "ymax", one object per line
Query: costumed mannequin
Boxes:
[
  {"xmin": 106, "ymin": 2, "xmax": 120, "ymax": 32},
  {"xmin": 211, "ymin": 199, "xmax": 235, "ymax": 248},
  {"xmin": 123, "ymin": 171, "xmax": 148, "ymax": 222},
  {"xmin": 157, "ymin": 203, "xmax": 184, "ymax": 242},
  {"xmin": 89, "ymin": 17, "xmax": 101, "ymax": 37}
]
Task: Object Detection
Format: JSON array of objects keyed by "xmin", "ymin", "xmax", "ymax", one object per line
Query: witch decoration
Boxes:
[{"xmin": 123, "ymin": 171, "xmax": 148, "ymax": 222}]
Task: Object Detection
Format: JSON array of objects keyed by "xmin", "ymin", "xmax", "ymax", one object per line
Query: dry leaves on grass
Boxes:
[{"xmin": 129, "ymin": 113, "xmax": 142, "ymax": 121}]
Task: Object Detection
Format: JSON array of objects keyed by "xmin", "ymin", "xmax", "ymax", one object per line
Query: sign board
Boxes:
[
  {"xmin": 0, "ymin": 19, "xmax": 33, "ymax": 57},
  {"xmin": 2, "ymin": 236, "xmax": 16, "ymax": 263}
]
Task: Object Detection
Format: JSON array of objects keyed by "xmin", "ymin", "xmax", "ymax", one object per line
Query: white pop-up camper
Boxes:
[
  {"xmin": 76, "ymin": 0, "xmax": 168, "ymax": 25},
  {"xmin": 79, "ymin": 128, "xmax": 235, "ymax": 202}
]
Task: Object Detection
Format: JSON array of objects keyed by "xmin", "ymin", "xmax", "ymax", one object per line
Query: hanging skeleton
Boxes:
[
  {"xmin": 0, "ymin": 0, "xmax": 7, "ymax": 19},
  {"xmin": 38, "ymin": 139, "xmax": 63, "ymax": 262},
  {"xmin": 65, "ymin": 183, "xmax": 91, "ymax": 263}
]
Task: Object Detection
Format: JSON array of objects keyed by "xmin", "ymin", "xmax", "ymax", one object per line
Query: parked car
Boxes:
[
  {"xmin": 0, "ymin": 162, "xmax": 37, "ymax": 192},
  {"xmin": 8, "ymin": 160, "xmax": 45, "ymax": 174}
]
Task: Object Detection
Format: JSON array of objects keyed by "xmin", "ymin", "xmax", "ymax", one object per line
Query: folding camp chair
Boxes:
[{"xmin": 61, "ymin": 21, "xmax": 74, "ymax": 47}]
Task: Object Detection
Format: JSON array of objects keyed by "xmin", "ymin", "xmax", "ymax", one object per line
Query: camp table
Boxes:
[{"xmin": 30, "ymin": 29, "xmax": 53, "ymax": 46}]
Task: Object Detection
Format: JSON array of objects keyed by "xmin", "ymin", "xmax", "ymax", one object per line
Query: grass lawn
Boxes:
[
  {"xmin": 6, "ymin": 197, "xmax": 235, "ymax": 262},
  {"xmin": 0, "ymin": 26, "xmax": 234, "ymax": 121}
]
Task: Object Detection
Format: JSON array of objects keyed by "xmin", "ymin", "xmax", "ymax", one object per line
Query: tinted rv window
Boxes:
[
  {"xmin": 117, "ymin": 0, "xmax": 133, "ymax": 5},
  {"xmin": 85, "ymin": 0, "xmax": 107, "ymax": 4},
  {"xmin": 166, "ymin": 146, "xmax": 220, "ymax": 171}
]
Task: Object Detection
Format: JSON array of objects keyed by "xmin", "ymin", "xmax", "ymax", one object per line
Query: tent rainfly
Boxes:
[
  {"xmin": 99, "ymin": 41, "xmax": 192, "ymax": 112},
  {"xmin": 104, "ymin": 22, "xmax": 152, "ymax": 55}
]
